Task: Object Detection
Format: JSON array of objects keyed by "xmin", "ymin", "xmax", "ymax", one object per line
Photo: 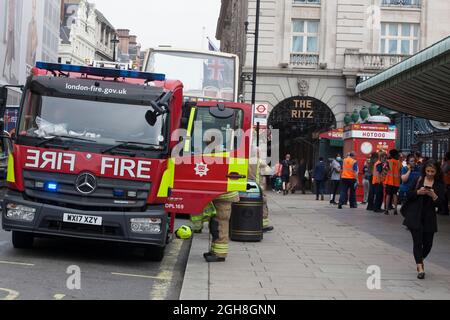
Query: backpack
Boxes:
[{"xmin": 274, "ymin": 177, "xmax": 283, "ymax": 189}]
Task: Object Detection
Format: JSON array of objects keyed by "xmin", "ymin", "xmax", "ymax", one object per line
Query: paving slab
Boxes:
[{"xmin": 180, "ymin": 192, "xmax": 450, "ymax": 300}]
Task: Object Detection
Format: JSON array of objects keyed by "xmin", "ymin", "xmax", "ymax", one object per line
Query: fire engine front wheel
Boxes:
[
  {"xmin": 12, "ymin": 231, "xmax": 34, "ymax": 249},
  {"xmin": 143, "ymin": 245, "xmax": 166, "ymax": 262}
]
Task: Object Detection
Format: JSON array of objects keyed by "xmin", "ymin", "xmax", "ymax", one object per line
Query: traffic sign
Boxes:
[
  {"xmin": 254, "ymin": 117, "xmax": 267, "ymax": 129},
  {"xmin": 254, "ymin": 103, "xmax": 269, "ymax": 116}
]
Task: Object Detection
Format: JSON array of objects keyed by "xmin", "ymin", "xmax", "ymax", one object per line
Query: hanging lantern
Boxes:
[
  {"xmin": 351, "ymin": 109, "xmax": 360, "ymax": 123},
  {"xmin": 344, "ymin": 113, "xmax": 353, "ymax": 126},
  {"xmin": 369, "ymin": 104, "xmax": 379, "ymax": 116},
  {"xmin": 360, "ymin": 107, "xmax": 369, "ymax": 121},
  {"xmin": 379, "ymin": 106, "xmax": 391, "ymax": 116}
]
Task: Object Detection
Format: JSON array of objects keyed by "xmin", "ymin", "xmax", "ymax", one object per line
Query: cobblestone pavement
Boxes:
[{"xmin": 181, "ymin": 192, "xmax": 450, "ymax": 300}]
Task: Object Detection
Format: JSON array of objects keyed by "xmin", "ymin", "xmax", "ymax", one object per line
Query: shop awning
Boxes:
[
  {"xmin": 320, "ymin": 129, "xmax": 343, "ymax": 147},
  {"xmin": 319, "ymin": 129, "xmax": 343, "ymax": 140},
  {"xmin": 356, "ymin": 36, "xmax": 450, "ymax": 122}
]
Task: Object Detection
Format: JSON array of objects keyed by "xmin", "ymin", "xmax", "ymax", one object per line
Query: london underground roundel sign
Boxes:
[{"xmin": 255, "ymin": 103, "xmax": 268, "ymax": 116}]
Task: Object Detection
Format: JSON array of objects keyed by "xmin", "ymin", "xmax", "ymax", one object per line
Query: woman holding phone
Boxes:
[{"xmin": 403, "ymin": 160, "xmax": 445, "ymax": 279}]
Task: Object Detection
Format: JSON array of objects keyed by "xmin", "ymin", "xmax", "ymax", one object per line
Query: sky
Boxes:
[{"xmin": 92, "ymin": 0, "xmax": 222, "ymax": 51}]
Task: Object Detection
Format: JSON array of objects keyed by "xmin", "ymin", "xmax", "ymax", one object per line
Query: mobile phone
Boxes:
[{"xmin": 424, "ymin": 186, "xmax": 432, "ymax": 190}]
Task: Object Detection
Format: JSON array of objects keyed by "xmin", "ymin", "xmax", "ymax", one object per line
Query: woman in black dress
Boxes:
[{"xmin": 403, "ymin": 160, "xmax": 445, "ymax": 280}]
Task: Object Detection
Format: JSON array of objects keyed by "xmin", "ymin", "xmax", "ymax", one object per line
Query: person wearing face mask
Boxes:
[
  {"xmin": 329, "ymin": 154, "xmax": 342, "ymax": 205},
  {"xmin": 402, "ymin": 160, "xmax": 445, "ymax": 279}
]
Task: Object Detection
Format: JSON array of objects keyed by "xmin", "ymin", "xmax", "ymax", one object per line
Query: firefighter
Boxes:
[
  {"xmin": 338, "ymin": 152, "xmax": 359, "ymax": 209},
  {"xmin": 248, "ymin": 147, "xmax": 274, "ymax": 232},
  {"xmin": 190, "ymin": 202, "xmax": 216, "ymax": 233},
  {"xmin": 384, "ymin": 149, "xmax": 401, "ymax": 215},
  {"xmin": 203, "ymin": 191, "xmax": 240, "ymax": 262}
]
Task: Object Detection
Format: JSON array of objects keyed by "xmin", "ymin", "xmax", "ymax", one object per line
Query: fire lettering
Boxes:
[
  {"xmin": 25, "ymin": 150, "xmax": 76, "ymax": 172},
  {"xmin": 101, "ymin": 157, "xmax": 151, "ymax": 179}
]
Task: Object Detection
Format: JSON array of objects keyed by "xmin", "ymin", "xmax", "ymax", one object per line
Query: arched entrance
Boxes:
[{"xmin": 268, "ymin": 96, "xmax": 336, "ymax": 169}]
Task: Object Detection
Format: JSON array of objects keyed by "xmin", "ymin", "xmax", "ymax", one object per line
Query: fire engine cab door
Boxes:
[{"xmin": 167, "ymin": 102, "xmax": 250, "ymax": 214}]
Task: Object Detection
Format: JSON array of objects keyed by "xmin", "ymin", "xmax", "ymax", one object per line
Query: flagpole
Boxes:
[{"xmin": 202, "ymin": 26, "xmax": 206, "ymax": 50}]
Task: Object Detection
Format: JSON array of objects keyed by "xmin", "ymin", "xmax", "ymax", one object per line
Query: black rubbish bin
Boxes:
[{"xmin": 230, "ymin": 181, "xmax": 263, "ymax": 242}]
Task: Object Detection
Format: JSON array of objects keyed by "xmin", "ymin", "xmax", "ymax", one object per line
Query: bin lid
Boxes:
[
  {"xmin": 246, "ymin": 181, "xmax": 260, "ymax": 193},
  {"xmin": 239, "ymin": 192, "xmax": 261, "ymax": 199}
]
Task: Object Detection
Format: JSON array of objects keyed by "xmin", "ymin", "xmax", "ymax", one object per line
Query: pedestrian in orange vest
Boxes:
[
  {"xmin": 384, "ymin": 149, "xmax": 401, "ymax": 215},
  {"xmin": 338, "ymin": 152, "xmax": 359, "ymax": 209},
  {"xmin": 372, "ymin": 151, "xmax": 388, "ymax": 213}
]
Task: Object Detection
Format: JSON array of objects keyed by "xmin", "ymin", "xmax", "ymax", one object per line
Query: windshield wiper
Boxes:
[
  {"xmin": 36, "ymin": 135, "xmax": 96, "ymax": 147},
  {"xmin": 101, "ymin": 141, "xmax": 163, "ymax": 154}
]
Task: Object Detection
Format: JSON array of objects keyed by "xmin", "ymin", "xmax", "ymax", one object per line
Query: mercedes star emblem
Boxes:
[{"xmin": 75, "ymin": 173, "xmax": 97, "ymax": 195}]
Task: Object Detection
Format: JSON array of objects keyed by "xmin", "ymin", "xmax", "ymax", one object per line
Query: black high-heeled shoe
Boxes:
[{"xmin": 417, "ymin": 263, "xmax": 425, "ymax": 280}]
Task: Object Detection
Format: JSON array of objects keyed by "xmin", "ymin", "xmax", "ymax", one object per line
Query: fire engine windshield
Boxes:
[{"xmin": 18, "ymin": 91, "xmax": 167, "ymax": 148}]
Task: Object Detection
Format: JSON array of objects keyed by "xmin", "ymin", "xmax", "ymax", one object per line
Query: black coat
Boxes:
[
  {"xmin": 313, "ymin": 162, "xmax": 327, "ymax": 181},
  {"xmin": 402, "ymin": 177, "xmax": 445, "ymax": 233}
]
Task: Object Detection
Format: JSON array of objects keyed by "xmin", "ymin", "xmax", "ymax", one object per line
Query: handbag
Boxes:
[{"xmin": 304, "ymin": 169, "xmax": 310, "ymax": 180}]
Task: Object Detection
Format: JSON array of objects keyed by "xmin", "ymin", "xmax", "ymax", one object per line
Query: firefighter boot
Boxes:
[{"xmin": 204, "ymin": 253, "xmax": 226, "ymax": 263}]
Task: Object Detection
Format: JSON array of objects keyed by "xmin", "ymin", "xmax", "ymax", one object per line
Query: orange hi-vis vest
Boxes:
[
  {"xmin": 372, "ymin": 161, "xmax": 382, "ymax": 185},
  {"xmin": 341, "ymin": 157, "xmax": 357, "ymax": 179},
  {"xmin": 385, "ymin": 159, "xmax": 401, "ymax": 187}
]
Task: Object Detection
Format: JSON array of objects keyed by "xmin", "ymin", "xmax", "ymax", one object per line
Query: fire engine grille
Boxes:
[
  {"xmin": 40, "ymin": 218, "xmax": 124, "ymax": 237},
  {"xmin": 23, "ymin": 170, "xmax": 151, "ymax": 211}
]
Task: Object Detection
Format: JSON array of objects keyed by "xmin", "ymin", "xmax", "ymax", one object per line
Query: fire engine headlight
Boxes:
[
  {"xmin": 6, "ymin": 203, "xmax": 36, "ymax": 222},
  {"xmin": 130, "ymin": 218, "xmax": 161, "ymax": 234}
]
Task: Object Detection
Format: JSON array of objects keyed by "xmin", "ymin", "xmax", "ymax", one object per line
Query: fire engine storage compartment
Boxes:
[{"xmin": 230, "ymin": 181, "xmax": 263, "ymax": 242}]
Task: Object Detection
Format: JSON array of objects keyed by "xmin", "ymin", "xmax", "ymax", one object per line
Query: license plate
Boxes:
[{"xmin": 63, "ymin": 213, "xmax": 103, "ymax": 226}]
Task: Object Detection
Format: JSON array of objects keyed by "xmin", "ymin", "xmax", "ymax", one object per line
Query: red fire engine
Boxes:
[{"xmin": 0, "ymin": 61, "xmax": 251, "ymax": 260}]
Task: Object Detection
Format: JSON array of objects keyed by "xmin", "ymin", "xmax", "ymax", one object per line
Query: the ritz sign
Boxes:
[{"xmin": 291, "ymin": 100, "xmax": 314, "ymax": 120}]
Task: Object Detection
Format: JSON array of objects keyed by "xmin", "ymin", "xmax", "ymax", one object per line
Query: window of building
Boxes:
[
  {"xmin": 381, "ymin": 0, "xmax": 421, "ymax": 7},
  {"xmin": 292, "ymin": 20, "xmax": 319, "ymax": 53},
  {"xmin": 381, "ymin": 23, "xmax": 419, "ymax": 55},
  {"xmin": 293, "ymin": 0, "xmax": 321, "ymax": 4}
]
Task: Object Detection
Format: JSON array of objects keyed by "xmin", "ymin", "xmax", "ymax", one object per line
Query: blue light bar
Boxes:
[
  {"xmin": 113, "ymin": 189, "xmax": 125, "ymax": 198},
  {"xmin": 35, "ymin": 61, "xmax": 166, "ymax": 81},
  {"xmin": 45, "ymin": 182, "xmax": 58, "ymax": 192}
]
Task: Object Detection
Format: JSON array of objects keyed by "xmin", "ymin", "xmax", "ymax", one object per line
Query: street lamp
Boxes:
[
  {"xmin": 245, "ymin": 0, "xmax": 261, "ymax": 145},
  {"xmin": 111, "ymin": 34, "xmax": 120, "ymax": 62},
  {"xmin": 245, "ymin": 0, "xmax": 261, "ymax": 108}
]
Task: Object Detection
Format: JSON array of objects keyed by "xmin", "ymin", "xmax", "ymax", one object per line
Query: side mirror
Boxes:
[
  {"xmin": 0, "ymin": 87, "xmax": 8, "ymax": 117},
  {"xmin": 145, "ymin": 110, "xmax": 158, "ymax": 127},
  {"xmin": 209, "ymin": 105, "xmax": 234, "ymax": 119}
]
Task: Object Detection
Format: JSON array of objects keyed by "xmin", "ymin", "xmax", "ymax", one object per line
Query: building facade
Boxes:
[
  {"xmin": 217, "ymin": 0, "xmax": 450, "ymax": 162},
  {"xmin": 94, "ymin": 9, "xmax": 116, "ymax": 62},
  {"xmin": 59, "ymin": 0, "xmax": 96, "ymax": 65},
  {"xmin": 116, "ymin": 29, "xmax": 142, "ymax": 70},
  {"xmin": 1, "ymin": 0, "xmax": 61, "ymax": 104}
]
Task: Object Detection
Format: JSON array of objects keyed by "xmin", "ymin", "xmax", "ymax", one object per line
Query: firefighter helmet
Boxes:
[{"xmin": 176, "ymin": 225, "xmax": 193, "ymax": 239}]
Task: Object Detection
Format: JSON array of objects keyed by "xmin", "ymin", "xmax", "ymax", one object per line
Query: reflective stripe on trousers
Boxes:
[
  {"xmin": 263, "ymin": 193, "xmax": 269, "ymax": 228},
  {"xmin": 190, "ymin": 202, "xmax": 217, "ymax": 232},
  {"xmin": 209, "ymin": 199, "xmax": 235, "ymax": 258}
]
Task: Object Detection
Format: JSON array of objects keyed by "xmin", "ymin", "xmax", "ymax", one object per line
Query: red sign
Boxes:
[
  {"xmin": 319, "ymin": 128, "xmax": 343, "ymax": 140},
  {"xmin": 254, "ymin": 103, "xmax": 268, "ymax": 116}
]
